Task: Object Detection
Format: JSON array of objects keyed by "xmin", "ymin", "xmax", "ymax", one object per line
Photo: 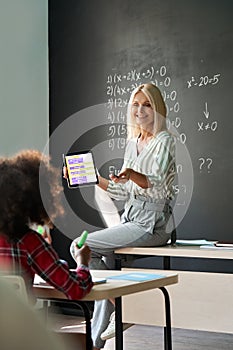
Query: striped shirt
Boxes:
[
  {"xmin": 107, "ymin": 131, "xmax": 176, "ymax": 201},
  {"xmin": 0, "ymin": 231, "xmax": 93, "ymax": 300}
]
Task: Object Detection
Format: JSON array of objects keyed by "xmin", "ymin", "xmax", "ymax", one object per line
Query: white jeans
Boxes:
[{"xmin": 70, "ymin": 196, "xmax": 174, "ymax": 348}]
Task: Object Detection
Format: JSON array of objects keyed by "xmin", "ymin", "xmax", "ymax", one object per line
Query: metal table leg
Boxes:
[
  {"xmin": 115, "ymin": 256, "xmax": 173, "ymax": 350},
  {"xmin": 159, "ymin": 287, "xmax": 172, "ymax": 350},
  {"xmin": 76, "ymin": 301, "xmax": 93, "ymax": 350},
  {"xmin": 115, "ymin": 296, "xmax": 123, "ymax": 350},
  {"xmin": 42, "ymin": 299, "xmax": 93, "ymax": 350}
]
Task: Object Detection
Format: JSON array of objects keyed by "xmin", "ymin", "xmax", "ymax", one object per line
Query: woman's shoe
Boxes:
[{"xmin": 101, "ymin": 311, "xmax": 134, "ymax": 340}]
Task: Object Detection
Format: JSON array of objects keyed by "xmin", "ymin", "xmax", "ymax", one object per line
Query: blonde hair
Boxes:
[{"xmin": 127, "ymin": 83, "xmax": 167, "ymax": 139}]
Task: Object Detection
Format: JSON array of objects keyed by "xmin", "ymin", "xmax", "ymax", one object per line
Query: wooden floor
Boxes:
[
  {"xmin": 49, "ymin": 313, "xmax": 233, "ymax": 350},
  {"xmin": 104, "ymin": 325, "xmax": 233, "ymax": 350}
]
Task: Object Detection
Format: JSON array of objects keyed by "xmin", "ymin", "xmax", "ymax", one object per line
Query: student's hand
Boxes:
[
  {"xmin": 63, "ymin": 166, "xmax": 68, "ymax": 179},
  {"xmin": 74, "ymin": 244, "xmax": 91, "ymax": 267},
  {"xmin": 41, "ymin": 223, "xmax": 53, "ymax": 244},
  {"xmin": 42, "ymin": 230, "xmax": 52, "ymax": 245}
]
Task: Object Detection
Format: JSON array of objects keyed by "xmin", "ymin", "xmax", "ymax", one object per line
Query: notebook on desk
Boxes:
[{"xmin": 107, "ymin": 272, "xmax": 166, "ymax": 282}]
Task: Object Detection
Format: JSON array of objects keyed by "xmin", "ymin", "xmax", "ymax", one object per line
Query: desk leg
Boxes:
[
  {"xmin": 159, "ymin": 287, "xmax": 172, "ymax": 350},
  {"xmin": 115, "ymin": 257, "xmax": 122, "ymax": 270},
  {"xmin": 75, "ymin": 301, "xmax": 93, "ymax": 350},
  {"xmin": 42, "ymin": 300, "xmax": 49, "ymax": 323},
  {"xmin": 48, "ymin": 300, "xmax": 93, "ymax": 350},
  {"xmin": 115, "ymin": 296, "xmax": 123, "ymax": 350},
  {"xmin": 163, "ymin": 256, "xmax": 171, "ymax": 270}
]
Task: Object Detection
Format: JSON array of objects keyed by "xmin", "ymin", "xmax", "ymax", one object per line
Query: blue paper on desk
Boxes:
[{"xmin": 107, "ymin": 272, "xmax": 165, "ymax": 281}]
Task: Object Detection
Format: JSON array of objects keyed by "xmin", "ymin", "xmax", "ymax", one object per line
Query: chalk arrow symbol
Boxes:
[{"xmin": 203, "ymin": 102, "xmax": 209, "ymax": 119}]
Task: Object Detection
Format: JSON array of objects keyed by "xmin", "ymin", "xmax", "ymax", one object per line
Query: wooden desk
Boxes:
[
  {"xmin": 33, "ymin": 270, "xmax": 178, "ymax": 350},
  {"xmin": 115, "ymin": 245, "xmax": 233, "ymax": 269},
  {"xmin": 114, "ymin": 246, "xmax": 233, "ymax": 334}
]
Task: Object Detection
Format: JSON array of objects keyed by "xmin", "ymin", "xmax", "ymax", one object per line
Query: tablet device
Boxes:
[{"xmin": 63, "ymin": 150, "xmax": 99, "ymax": 188}]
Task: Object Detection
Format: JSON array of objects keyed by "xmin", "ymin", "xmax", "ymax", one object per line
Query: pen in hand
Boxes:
[
  {"xmin": 74, "ymin": 231, "xmax": 91, "ymax": 267},
  {"xmin": 77, "ymin": 230, "xmax": 88, "ymax": 248}
]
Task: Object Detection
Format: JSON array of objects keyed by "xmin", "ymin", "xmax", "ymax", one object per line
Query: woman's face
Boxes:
[{"xmin": 131, "ymin": 91, "xmax": 154, "ymax": 130}]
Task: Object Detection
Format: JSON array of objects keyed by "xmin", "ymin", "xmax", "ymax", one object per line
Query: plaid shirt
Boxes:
[{"xmin": 0, "ymin": 230, "xmax": 93, "ymax": 300}]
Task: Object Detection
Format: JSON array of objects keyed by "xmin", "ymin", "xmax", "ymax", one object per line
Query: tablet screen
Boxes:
[{"xmin": 64, "ymin": 151, "xmax": 99, "ymax": 188}]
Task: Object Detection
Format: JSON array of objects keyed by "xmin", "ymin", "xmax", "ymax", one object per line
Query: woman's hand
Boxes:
[
  {"xmin": 109, "ymin": 168, "xmax": 131, "ymax": 183},
  {"xmin": 74, "ymin": 244, "xmax": 92, "ymax": 267},
  {"xmin": 110, "ymin": 168, "xmax": 152, "ymax": 189},
  {"xmin": 63, "ymin": 166, "xmax": 68, "ymax": 179}
]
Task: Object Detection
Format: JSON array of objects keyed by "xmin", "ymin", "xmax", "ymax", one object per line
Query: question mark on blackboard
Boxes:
[
  {"xmin": 206, "ymin": 158, "xmax": 213, "ymax": 173},
  {"xmin": 199, "ymin": 157, "xmax": 205, "ymax": 171},
  {"xmin": 199, "ymin": 157, "xmax": 213, "ymax": 172}
]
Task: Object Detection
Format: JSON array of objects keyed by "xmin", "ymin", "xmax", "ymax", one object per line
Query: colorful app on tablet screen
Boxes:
[{"xmin": 64, "ymin": 150, "xmax": 99, "ymax": 188}]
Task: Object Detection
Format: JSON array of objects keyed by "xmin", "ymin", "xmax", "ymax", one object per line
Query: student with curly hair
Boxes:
[{"xmin": 0, "ymin": 150, "xmax": 93, "ymax": 300}]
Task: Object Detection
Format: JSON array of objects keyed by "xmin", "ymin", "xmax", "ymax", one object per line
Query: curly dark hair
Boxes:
[{"xmin": 0, "ymin": 150, "xmax": 64, "ymax": 241}]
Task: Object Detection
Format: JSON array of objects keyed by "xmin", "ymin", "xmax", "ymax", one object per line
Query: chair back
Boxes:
[{"xmin": 1, "ymin": 275, "xmax": 28, "ymax": 303}]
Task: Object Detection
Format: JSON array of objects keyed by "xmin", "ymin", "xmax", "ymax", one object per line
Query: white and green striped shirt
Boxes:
[{"xmin": 107, "ymin": 131, "xmax": 176, "ymax": 201}]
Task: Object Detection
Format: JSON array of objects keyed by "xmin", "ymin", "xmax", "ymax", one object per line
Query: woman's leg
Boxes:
[
  {"xmin": 70, "ymin": 199, "xmax": 172, "ymax": 269},
  {"xmin": 70, "ymin": 223, "xmax": 150, "ymax": 348},
  {"xmin": 70, "ymin": 222, "xmax": 149, "ymax": 270},
  {"xmin": 91, "ymin": 299, "xmax": 115, "ymax": 349},
  {"xmin": 70, "ymin": 203, "xmax": 172, "ymax": 348}
]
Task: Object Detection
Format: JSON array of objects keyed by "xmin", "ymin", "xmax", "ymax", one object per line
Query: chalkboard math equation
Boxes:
[
  {"xmin": 105, "ymin": 61, "xmax": 223, "ymax": 210},
  {"xmin": 187, "ymin": 73, "xmax": 221, "ymax": 88},
  {"xmin": 105, "ymin": 65, "xmax": 184, "ymax": 157},
  {"xmin": 197, "ymin": 102, "xmax": 218, "ymax": 133},
  {"xmin": 107, "ymin": 66, "xmax": 157, "ymax": 84}
]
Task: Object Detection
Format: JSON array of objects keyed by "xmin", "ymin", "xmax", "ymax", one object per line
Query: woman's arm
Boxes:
[
  {"xmin": 97, "ymin": 174, "xmax": 110, "ymax": 191},
  {"xmin": 114, "ymin": 134, "xmax": 175, "ymax": 189},
  {"xmin": 114, "ymin": 168, "xmax": 152, "ymax": 189}
]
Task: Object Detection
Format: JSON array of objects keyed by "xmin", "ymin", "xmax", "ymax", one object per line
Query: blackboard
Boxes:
[{"xmin": 49, "ymin": 0, "xmax": 233, "ymax": 247}]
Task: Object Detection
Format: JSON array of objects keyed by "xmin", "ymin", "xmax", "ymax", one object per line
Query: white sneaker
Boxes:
[{"xmin": 101, "ymin": 311, "xmax": 134, "ymax": 340}]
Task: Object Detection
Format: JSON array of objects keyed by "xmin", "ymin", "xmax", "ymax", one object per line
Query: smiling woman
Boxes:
[
  {"xmin": 68, "ymin": 83, "xmax": 176, "ymax": 349},
  {"xmin": 132, "ymin": 92, "xmax": 155, "ymax": 148},
  {"xmin": 127, "ymin": 83, "xmax": 167, "ymax": 140},
  {"xmin": 131, "ymin": 89, "xmax": 163, "ymax": 155}
]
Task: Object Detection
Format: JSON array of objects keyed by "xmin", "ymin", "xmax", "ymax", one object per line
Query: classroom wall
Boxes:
[{"xmin": 0, "ymin": 0, "xmax": 48, "ymax": 156}]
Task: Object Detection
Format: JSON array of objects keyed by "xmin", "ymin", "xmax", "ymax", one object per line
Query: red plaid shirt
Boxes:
[{"xmin": 0, "ymin": 230, "xmax": 93, "ymax": 299}]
